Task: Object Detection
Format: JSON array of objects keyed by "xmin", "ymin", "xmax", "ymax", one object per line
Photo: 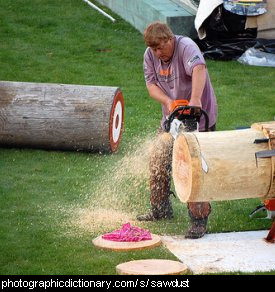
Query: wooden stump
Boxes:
[
  {"xmin": 116, "ymin": 259, "xmax": 189, "ymax": 275},
  {"xmin": 172, "ymin": 122, "xmax": 275, "ymax": 202},
  {"xmin": 0, "ymin": 81, "xmax": 124, "ymax": 152},
  {"xmin": 92, "ymin": 234, "xmax": 161, "ymax": 251}
]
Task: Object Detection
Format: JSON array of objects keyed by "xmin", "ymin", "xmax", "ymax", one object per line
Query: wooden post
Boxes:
[
  {"xmin": 0, "ymin": 81, "xmax": 124, "ymax": 152},
  {"xmin": 172, "ymin": 123, "xmax": 275, "ymax": 202}
]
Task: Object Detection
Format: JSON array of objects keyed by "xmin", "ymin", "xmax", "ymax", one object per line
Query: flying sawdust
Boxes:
[{"xmin": 65, "ymin": 134, "xmax": 166, "ymax": 235}]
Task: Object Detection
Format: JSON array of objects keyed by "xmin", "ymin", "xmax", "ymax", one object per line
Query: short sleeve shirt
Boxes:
[{"xmin": 143, "ymin": 36, "xmax": 217, "ymax": 131}]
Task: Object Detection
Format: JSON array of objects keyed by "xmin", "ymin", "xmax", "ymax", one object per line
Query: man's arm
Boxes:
[
  {"xmin": 146, "ymin": 83, "xmax": 172, "ymax": 112},
  {"xmin": 189, "ymin": 64, "xmax": 206, "ymax": 108}
]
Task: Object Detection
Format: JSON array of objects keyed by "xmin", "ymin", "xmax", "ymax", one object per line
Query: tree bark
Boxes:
[{"xmin": 0, "ymin": 81, "xmax": 124, "ymax": 152}]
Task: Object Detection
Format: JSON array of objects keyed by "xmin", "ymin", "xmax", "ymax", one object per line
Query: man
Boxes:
[{"xmin": 137, "ymin": 22, "xmax": 217, "ymax": 239}]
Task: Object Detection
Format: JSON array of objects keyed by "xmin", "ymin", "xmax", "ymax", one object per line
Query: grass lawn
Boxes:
[{"xmin": 0, "ymin": 0, "xmax": 274, "ymax": 275}]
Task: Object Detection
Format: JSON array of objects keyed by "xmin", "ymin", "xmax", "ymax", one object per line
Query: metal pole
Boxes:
[{"xmin": 83, "ymin": 0, "xmax": 116, "ymax": 22}]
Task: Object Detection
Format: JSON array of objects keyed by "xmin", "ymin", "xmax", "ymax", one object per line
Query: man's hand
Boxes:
[
  {"xmin": 188, "ymin": 98, "xmax": 202, "ymax": 108},
  {"xmin": 146, "ymin": 83, "xmax": 172, "ymax": 112},
  {"xmin": 166, "ymin": 99, "xmax": 173, "ymax": 113}
]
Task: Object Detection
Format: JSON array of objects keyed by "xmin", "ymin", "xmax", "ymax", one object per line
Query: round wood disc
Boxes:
[
  {"xmin": 92, "ymin": 234, "xmax": 161, "ymax": 251},
  {"xmin": 116, "ymin": 259, "xmax": 189, "ymax": 275}
]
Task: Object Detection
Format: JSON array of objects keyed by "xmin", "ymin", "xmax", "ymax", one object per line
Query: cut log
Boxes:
[
  {"xmin": 172, "ymin": 123, "xmax": 275, "ymax": 202},
  {"xmin": 116, "ymin": 259, "xmax": 189, "ymax": 275},
  {"xmin": 0, "ymin": 81, "xmax": 124, "ymax": 152},
  {"xmin": 92, "ymin": 234, "xmax": 161, "ymax": 251}
]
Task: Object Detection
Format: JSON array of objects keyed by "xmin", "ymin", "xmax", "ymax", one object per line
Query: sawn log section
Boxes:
[
  {"xmin": 0, "ymin": 81, "xmax": 124, "ymax": 152},
  {"xmin": 172, "ymin": 122, "xmax": 275, "ymax": 202}
]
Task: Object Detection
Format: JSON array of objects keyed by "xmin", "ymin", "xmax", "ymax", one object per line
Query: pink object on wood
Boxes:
[{"xmin": 102, "ymin": 223, "xmax": 152, "ymax": 242}]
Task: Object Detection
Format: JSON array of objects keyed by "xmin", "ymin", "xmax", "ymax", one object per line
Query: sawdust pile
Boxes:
[{"xmin": 67, "ymin": 134, "xmax": 168, "ymax": 235}]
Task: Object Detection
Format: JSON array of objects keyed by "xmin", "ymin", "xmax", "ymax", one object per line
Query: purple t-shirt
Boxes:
[{"xmin": 143, "ymin": 36, "xmax": 217, "ymax": 131}]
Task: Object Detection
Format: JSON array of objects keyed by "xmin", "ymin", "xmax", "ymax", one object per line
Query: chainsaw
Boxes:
[
  {"xmin": 249, "ymin": 199, "xmax": 275, "ymax": 243},
  {"xmin": 249, "ymin": 199, "xmax": 275, "ymax": 220},
  {"xmin": 163, "ymin": 100, "xmax": 209, "ymax": 138}
]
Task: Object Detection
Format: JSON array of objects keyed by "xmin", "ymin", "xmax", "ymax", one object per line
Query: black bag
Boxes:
[{"xmin": 195, "ymin": 5, "xmax": 257, "ymax": 60}]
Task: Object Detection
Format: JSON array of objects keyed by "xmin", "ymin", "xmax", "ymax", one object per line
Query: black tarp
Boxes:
[{"xmin": 194, "ymin": 5, "xmax": 275, "ymax": 60}]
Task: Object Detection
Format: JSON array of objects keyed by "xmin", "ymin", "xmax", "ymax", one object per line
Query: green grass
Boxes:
[{"xmin": 0, "ymin": 0, "xmax": 275, "ymax": 275}]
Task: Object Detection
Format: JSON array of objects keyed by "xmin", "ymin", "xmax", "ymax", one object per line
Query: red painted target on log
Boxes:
[{"xmin": 109, "ymin": 90, "xmax": 124, "ymax": 152}]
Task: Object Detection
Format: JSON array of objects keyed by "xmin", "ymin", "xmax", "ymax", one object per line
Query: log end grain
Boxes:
[
  {"xmin": 108, "ymin": 89, "xmax": 124, "ymax": 152},
  {"xmin": 116, "ymin": 259, "xmax": 189, "ymax": 275}
]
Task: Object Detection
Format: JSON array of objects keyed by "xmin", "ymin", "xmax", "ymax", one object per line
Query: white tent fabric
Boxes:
[
  {"xmin": 195, "ymin": 0, "xmax": 275, "ymax": 40},
  {"xmin": 194, "ymin": 0, "xmax": 223, "ymax": 40}
]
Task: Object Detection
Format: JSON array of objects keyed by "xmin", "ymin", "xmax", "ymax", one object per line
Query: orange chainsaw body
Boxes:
[{"xmin": 169, "ymin": 99, "xmax": 189, "ymax": 113}]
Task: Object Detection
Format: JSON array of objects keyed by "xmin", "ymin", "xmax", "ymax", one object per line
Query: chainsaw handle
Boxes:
[
  {"xmin": 200, "ymin": 108, "xmax": 209, "ymax": 131},
  {"xmin": 164, "ymin": 106, "xmax": 209, "ymax": 133}
]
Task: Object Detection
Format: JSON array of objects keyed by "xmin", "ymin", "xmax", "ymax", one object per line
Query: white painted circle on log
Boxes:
[
  {"xmin": 109, "ymin": 90, "xmax": 124, "ymax": 152},
  {"xmin": 112, "ymin": 100, "xmax": 122, "ymax": 143}
]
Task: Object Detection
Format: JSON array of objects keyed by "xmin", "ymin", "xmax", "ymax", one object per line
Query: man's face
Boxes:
[{"xmin": 151, "ymin": 38, "xmax": 175, "ymax": 62}]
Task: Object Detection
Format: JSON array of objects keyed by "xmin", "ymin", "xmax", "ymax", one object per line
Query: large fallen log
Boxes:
[
  {"xmin": 172, "ymin": 122, "xmax": 275, "ymax": 202},
  {"xmin": 0, "ymin": 81, "xmax": 124, "ymax": 152}
]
